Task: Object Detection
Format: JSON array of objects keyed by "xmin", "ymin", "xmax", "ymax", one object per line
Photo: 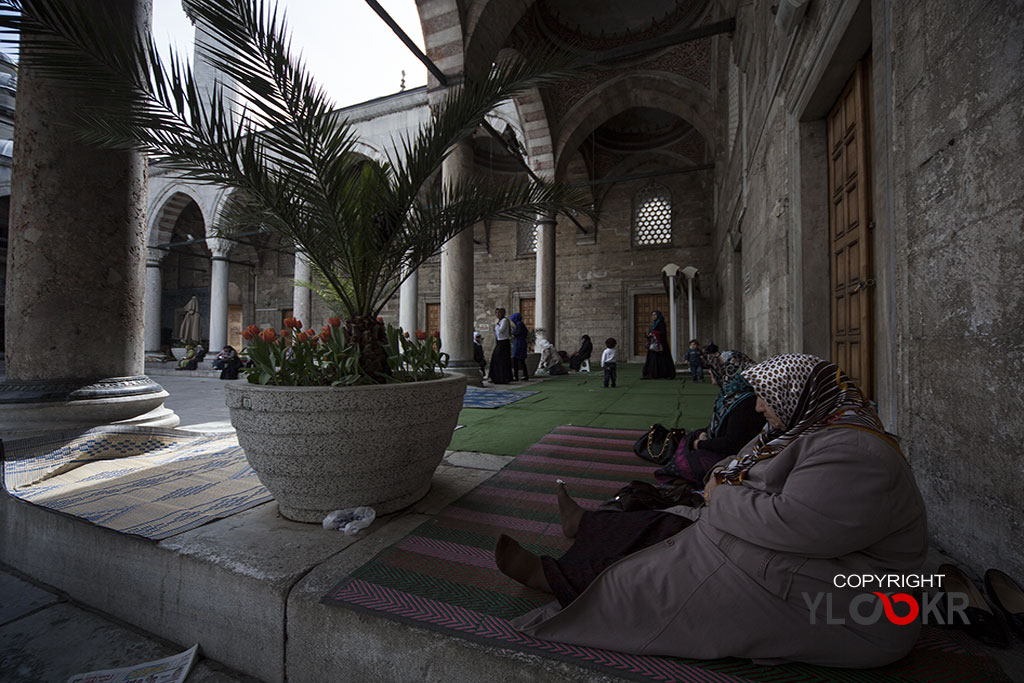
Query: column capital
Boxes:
[
  {"xmin": 146, "ymin": 247, "xmax": 167, "ymax": 267},
  {"xmin": 206, "ymin": 236, "xmax": 232, "ymax": 259}
]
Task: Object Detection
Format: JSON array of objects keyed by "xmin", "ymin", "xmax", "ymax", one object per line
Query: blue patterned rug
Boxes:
[
  {"xmin": 463, "ymin": 385, "xmax": 539, "ymax": 409},
  {"xmin": 2, "ymin": 426, "xmax": 271, "ymax": 540}
]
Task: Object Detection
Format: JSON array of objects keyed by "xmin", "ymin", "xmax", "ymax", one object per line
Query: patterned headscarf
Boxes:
[
  {"xmin": 706, "ymin": 351, "xmax": 756, "ymax": 438},
  {"xmin": 716, "ymin": 354, "xmax": 899, "ymax": 484},
  {"xmin": 649, "ymin": 311, "xmax": 664, "ymax": 333}
]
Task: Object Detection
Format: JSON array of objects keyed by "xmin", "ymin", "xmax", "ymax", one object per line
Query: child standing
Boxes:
[
  {"xmin": 601, "ymin": 338, "xmax": 618, "ymax": 388},
  {"xmin": 685, "ymin": 339, "xmax": 704, "ymax": 382}
]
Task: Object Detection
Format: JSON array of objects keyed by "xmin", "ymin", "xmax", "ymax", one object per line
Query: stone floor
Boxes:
[{"xmin": 2, "ymin": 371, "xmax": 1023, "ymax": 682}]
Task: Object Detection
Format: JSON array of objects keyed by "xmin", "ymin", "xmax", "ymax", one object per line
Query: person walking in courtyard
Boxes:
[
  {"xmin": 488, "ymin": 308, "xmax": 513, "ymax": 384},
  {"xmin": 510, "ymin": 312, "xmax": 530, "ymax": 381},
  {"xmin": 685, "ymin": 339, "xmax": 705, "ymax": 382},
  {"xmin": 568, "ymin": 334, "xmax": 593, "ymax": 371},
  {"xmin": 641, "ymin": 310, "xmax": 675, "ymax": 379},
  {"xmin": 495, "ymin": 353, "xmax": 927, "ymax": 668},
  {"xmin": 600, "ymin": 338, "xmax": 618, "ymax": 388}
]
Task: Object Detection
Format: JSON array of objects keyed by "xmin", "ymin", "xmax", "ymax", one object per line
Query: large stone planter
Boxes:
[{"xmin": 225, "ymin": 374, "xmax": 467, "ymax": 522}]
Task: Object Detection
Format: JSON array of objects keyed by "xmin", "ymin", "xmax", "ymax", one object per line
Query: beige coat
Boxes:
[{"xmin": 513, "ymin": 427, "xmax": 928, "ymax": 668}]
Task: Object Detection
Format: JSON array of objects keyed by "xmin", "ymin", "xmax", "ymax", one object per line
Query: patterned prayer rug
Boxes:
[
  {"xmin": 462, "ymin": 385, "xmax": 539, "ymax": 409},
  {"xmin": 323, "ymin": 425, "xmax": 1009, "ymax": 683},
  {"xmin": 2, "ymin": 426, "xmax": 272, "ymax": 540}
]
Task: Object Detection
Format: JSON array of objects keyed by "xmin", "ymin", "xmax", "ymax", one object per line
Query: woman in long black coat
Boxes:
[
  {"xmin": 568, "ymin": 335, "xmax": 593, "ymax": 371},
  {"xmin": 641, "ymin": 310, "xmax": 675, "ymax": 379},
  {"xmin": 488, "ymin": 308, "xmax": 513, "ymax": 384}
]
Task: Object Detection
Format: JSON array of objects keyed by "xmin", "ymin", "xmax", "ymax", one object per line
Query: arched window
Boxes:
[{"xmin": 633, "ymin": 182, "xmax": 673, "ymax": 247}]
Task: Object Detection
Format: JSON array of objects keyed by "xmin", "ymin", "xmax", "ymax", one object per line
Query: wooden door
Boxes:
[
  {"xmin": 426, "ymin": 302, "xmax": 440, "ymax": 338},
  {"xmin": 634, "ymin": 293, "xmax": 670, "ymax": 356},
  {"xmin": 827, "ymin": 55, "xmax": 874, "ymax": 398},
  {"xmin": 520, "ymin": 297, "xmax": 535, "ymax": 351},
  {"xmin": 228, "ymin": 305, "xmax": 243, "ymax": 350}
]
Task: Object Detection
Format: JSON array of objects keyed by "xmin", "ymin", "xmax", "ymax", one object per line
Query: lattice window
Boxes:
[
  {"xmin": 633, "ymin": 183, "xmax": 673, "ymax": 247},
  {"xmin": 516, "ymin": 220, "xmax": 538, "ymax": 256}
]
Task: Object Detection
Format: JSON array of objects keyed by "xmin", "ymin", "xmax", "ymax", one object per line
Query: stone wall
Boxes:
[
  {"xmin": 887, "ymin": 0, "xmax": 1024, "ymax": 577},
  {"xmin": 711, "ymin": 0, "xmax": 1024, "ymax": 576}
]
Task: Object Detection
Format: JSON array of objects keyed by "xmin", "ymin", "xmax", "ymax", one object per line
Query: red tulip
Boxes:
[
  {"xmin": 328, "ymin": 317, "xmax": 341, "ymax": 327},
  {"xmin": 377, "ymin": 316, "xmax": 384, "ymax": 323},
  {"xmin": 284, "ymin": 317, "xmax": 302, "ymax": 329},
  {"xmin": 296, "ymin": 332, "xmax": 309, "ymax": 343},
  {"xmin": 415, "ymin": 330, "xmax": 427, "ymax": 341},
  {"xmin": 260, "ymin": 328, "xmax": 277, "ymax": 343}
]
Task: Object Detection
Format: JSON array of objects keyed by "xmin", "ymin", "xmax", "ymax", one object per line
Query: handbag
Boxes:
[
  {"xmin": 654, "ymin": 436, "xmax": 724, "ymax": 486},
  {"xmin": 633, "ymin": 423, "xmax": 686, "ymax": 466},
  {"xmin": 598, "ymin": 480, "xmax": 704, "ymax": 512},
  {"xmin": 647, "ymin": 338, "xmax": 662, "ymax": 352}
]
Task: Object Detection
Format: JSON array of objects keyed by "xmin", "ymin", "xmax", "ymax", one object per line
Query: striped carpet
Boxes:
[
  {"xmin": 2, "ymin": 426, "xmax": 272, "ymax": 540},
  {"xmin": 324, "ymin": 425, "xmax": 1007, "ymax": 682}
]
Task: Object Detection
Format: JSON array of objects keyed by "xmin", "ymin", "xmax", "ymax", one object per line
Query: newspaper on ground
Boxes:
[{"xmin": 66, "ymin": 644, "xmax": 198, "ymax": 683}]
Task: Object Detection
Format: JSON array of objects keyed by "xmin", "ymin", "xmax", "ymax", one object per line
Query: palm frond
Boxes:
[{"xmin": 2, "ymin": 0, "xmax": 597, "ymax": 342}]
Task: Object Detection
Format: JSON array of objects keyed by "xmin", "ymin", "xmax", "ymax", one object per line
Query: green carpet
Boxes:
[{"xmin": 448, "ymin": 365, "xmax": 718, "ymax": 456}]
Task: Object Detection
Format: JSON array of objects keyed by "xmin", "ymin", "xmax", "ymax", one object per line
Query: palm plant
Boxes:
[{"xmin": 2, "ymin": 0, "xmax": 594, "ymax": 381}]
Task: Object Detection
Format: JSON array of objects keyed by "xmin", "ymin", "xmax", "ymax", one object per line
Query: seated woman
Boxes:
[
  {"xmin": 654, "ymin": 350, "xmax": 765, "ymax": 485},
  {"xmin": 536, "ymin": 337, "xmax": 568, "ymax": 376},
  {"xmin": 214, "ymin": 345, "xmax": 243, "ymax": 380},
  {"xmin": 568, "ymin": 334, "xmax": 593, "ymax": 371},
  {"xmin": 496, "ymin": 354, "xmax": 928, "ymax": 668},
  {"xmin": 176, "ymin": 345, "xmax": 196, "ymax": 370}
]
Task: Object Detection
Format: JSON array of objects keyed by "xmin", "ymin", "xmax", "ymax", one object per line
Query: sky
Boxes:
[{"xmin": 152, "ymin": 0, "xmax": 427, "ymax": 109}]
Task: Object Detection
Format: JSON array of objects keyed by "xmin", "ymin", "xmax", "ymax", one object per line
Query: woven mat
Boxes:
[
  {"xmin": 2, "ymin": 426, "xmax": 271, "ymax": 540},
  {"xmin": 323, "ymin": 425, "xmax": 1009, "ymax": 682},
  {"xmin": 463, "ymin": 385, "xmax": 538, "ymax": 409}
]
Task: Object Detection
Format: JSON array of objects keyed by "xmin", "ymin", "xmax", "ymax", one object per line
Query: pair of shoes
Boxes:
[
  {"xmin": 985, "ymin": 569, "xmax": 1024, "ymax": 641},
  {"xmin": 939, "ymin": 563, "xmax": 1010, "ymax": 647}
]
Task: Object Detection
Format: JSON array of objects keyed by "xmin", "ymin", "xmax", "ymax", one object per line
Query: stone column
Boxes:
[
  {"xmin": 292, "ymin": 251, "xmax": 312, "ymax": 328},
  {"xmin": 207, "ymin": 237, "xmax": 231, "ymax": 353},
  {"xmin": 439, "ymin": 140, "xmax": 481, "ymax": 385},
  {"xmin": 399, "ymin": 264, "xmax": 419, "ymax": 334},
  {"xmin": 0, "ymin": 0, "xmax": 177, "ymax": 435},
  {"xmin": 534, "ymin": 213, "xmax": 557, "ymax": 344},
  {"xmin": 682, "ymin": 266, "xmax": 699, "ymax": 342},
  {"xmin": 144, "ymin": 247, "xmax": 166, "ymax": 354}
]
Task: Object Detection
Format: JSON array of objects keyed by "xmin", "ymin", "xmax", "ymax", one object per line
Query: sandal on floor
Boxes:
[
  {"xmin": 939, "ymin": 563, "xmax": 1010, "ymax": 648},
  {"xmin": 984, "ymin": 568, "xmax": 1024, "ymax": 640}
]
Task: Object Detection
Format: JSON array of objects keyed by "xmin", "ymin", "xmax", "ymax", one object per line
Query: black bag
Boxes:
[
  {"xmin": 633, "ymin": 424, "xmax": 686, "ymax": 466},
  {"xmin": 598, "ymin": 480, "xmax": 704, "ymax": 512}
]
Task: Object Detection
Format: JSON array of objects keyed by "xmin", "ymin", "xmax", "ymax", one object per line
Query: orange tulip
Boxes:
[
  {"xmin": 296, "ymin": 332, "xmax": 309, "ymax": 343},
  {"xmin": 328, "ymin": 317, "xmax": 341, "ymax": 327},
  {"xmin": 260, "ymin": 328, "xmax": 277, "ymax": 342},
  {"xmin": 284, "ymin": 317, "xmax": 302, "ymax": 329}
]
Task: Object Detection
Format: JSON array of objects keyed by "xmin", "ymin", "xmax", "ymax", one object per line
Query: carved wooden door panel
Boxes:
[
  {"xmin": 520, "ymin": 298, "xmax": 535, "ymax": 351},
  {"xmin": 828, "ymin": 55, "xmax": 875, "ymax": 398},
  {"xmin": 634, "ymin": 293, "xmax": 669, "ymax": 356},
  {"xmin": 426, "ymin": 302, "xmax": 440, "ymax": 339}
]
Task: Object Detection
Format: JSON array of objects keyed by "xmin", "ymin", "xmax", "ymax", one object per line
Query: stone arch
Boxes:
[
  {"xmin": 416, "ymin": 0, "xmax": 466, "ymax": 78},
  {"xmin": 555, "ymin": 72, "xmax": 715, "ymax": 179},
  {"xmin": 494, "ymin": 47, "xmax": 556, "ymax": 180},
  {"xmin": 147, "ymin": 187, "xmax": 204, "ymax": 248},
  {"xmin": 463, "ymin": 0, "xmax": 537, "ymax": 80}
]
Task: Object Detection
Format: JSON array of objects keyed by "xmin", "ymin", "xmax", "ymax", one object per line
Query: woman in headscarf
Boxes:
[
  {"xmin": 510, "ymin": 312, "xmax": 530, "ymax": 381},
  {"xmin": 496, "ymin": 354, "xmax": 927, "ymax": 668},
  {"xmin": 568, "ymin": 334, "xmax": 593, "ymax": 371},
  {"xmin": 473, "ymin": 331, "xmax": 486, "ymax": 375},
  {"xmin": 641, "ymin": 310, "xmax": 675, "ymax": 379},
  {"xmin": 654, "ymin": 350, "xmax": 765, "ymax": 484},
  {"xmin": 488, "ymin": 308, "xmax": 513, "ymax": 384}
]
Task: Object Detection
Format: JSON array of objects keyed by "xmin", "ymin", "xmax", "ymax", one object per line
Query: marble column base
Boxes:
[
  {"xmin": 444, "ymin": 360, "xmax": 484, "ymax": 388},
  {"xmin": 0, "ymin": 376, "xmax": 180, "ymax": 437}
]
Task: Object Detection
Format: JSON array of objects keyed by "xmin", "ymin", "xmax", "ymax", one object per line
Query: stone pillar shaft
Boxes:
[
  {"xmin": 535, "ymin": 215, "xmax": 557, "ymax": 344},
  {"xmin": 292, "ymin": 251, "xmax": 312, "ymax": 328},
  {"xmin": 208, "ymin": 240, "xmax": 230, "ymax": 352},
  {"xmin": 144, "ymin": 249, "xmax": 164, "ymax": 353},
  {"xmin": 0, "ymin": 0, "xmax": 177, "ymax": 433},
  {"xmin": 439, "ymin": 141, "xmax": 474, "ymax": 364},
  {"xmin": 399, "ymin": 265, "xmax": 418, "ymax": 334}
]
